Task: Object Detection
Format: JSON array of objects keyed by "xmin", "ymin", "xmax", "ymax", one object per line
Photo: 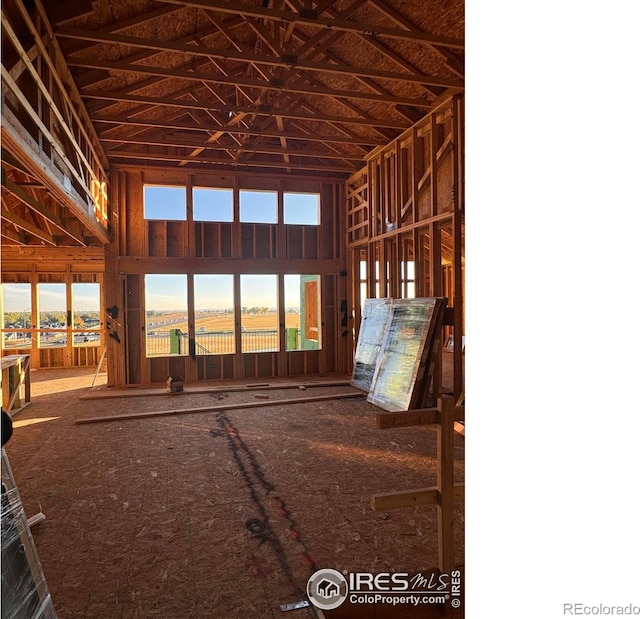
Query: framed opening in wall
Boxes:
[
  {"xmin": 145, "ymin": 274, "xmax": 188, "ymax": 357},
  {"xmin": 239, "ymin": 190, "xmax": 277, "ymax": 224},
  {"xmin": 143, "ymin": 185, "xmax": 187, "ymax": 220},
  {"xmin": 283, "ymin": 192, "xmax": 320, "ymax": 225},
  {"xmin": 194, "ymin": 274, "xmax": 235, "ymax": 355},
  {"xmin": 284, "ymin": 274, "xmax": 322, "ymax": 351},
  {"xmin": 193, "ymin": 187, "xmax": 233, "ymax": 222},
  {"xmin": 71, "ymin": 283, "xmax": 100, "ymax": 347},
  {"xmin": 37, "ymin": 283, "xmax": 66, "ymax": 348},
  {"xmin": 240, "ymin": 274, "xmax": 278, "ymax": 352},
  {"xmin": 1, "ymin": 283, "xmax": 32, "ymax": 350}
]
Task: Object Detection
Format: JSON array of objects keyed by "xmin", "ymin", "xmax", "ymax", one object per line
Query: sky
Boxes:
[
  {"xmin": 2, "ymin": 283, "xmax": 31, "ymax": 312},
  {"xmin": 145, "ymin": 274, "xmax": 309, "ymax": 310},
  {"xmin": 2, "ymin": 283, "xmax": 100, "ymax": 320},
  {"xmin": 2, "ymin": 283, "xmax": 99, "ymax": 311}
]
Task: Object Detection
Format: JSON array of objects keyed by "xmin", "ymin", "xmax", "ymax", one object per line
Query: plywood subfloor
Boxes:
[{"xmin": 5, "ymin": 365, "xmax": 464, "ymax": 619}]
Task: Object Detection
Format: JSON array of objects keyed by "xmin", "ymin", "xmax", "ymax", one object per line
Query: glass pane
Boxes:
[
  {"xmin": 145, "ymin": 274, "xmax": 188, "ymax": 357},
  {"xmin": 40, "ymin": 332, "xmax": 67, "ymax": 347},
  {"xmin": 194, "ymin": 274, "xmax": 234, "ymax": 355},
  {"xmin": 285, "ymin": 274, "xmax": 321, "ymax": 350},
  {"xmin": 402, "ymin": 261, "xmax": 415, "ymax": 299},
  {"xmin": 239, "ymin": 190, "xmax": 277, "ymax": 224},
  {"xmin": 38, "ymin": 284, "xmax": 67, "ymax": 328},
  {"xmin": 2, "ymin": 283, "xmax": 32, "ymax": 349},
  {"xmin": 193, "ymin": 187, "xmax": 233, "ymax": 222},
  {"xmin": 283, "ymin": 192, "xmax": 320, "ymax": 225},
  {"xmin": 38, "ymin": 283, "xmax": 67, "ymax": 348},
  {"xmin": 72, "ymin": 283, "xmax": 101, "ymax": 347},
  {"xmin": 240, "ymin": 275, "xmax": 278, "ymax": 352},
  {"xmin": 143, "ymin": 185, "xmax": 187, "ymax": 220}
]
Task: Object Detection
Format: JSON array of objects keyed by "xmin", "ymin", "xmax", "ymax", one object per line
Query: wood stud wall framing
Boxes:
[
  {"xmin": 0, "ymin": 248, "xmax": 106, "ymax": 369},
  {"xmin": 103, "ymin": 168, "xmax": 348, "ymax": 387},
  {"xmin": 346, "ymin": 93, "xmax": 464, "ymax": 402}
]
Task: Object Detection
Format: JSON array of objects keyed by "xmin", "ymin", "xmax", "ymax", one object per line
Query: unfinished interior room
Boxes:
[{"xmin": 1, "ymin": 0, "xmax": 464, "ymax": 617}]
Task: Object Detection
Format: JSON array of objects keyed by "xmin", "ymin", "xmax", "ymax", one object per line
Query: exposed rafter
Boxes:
[
  {"xmin": 154, "ymin": 0, "xmax": 465, "ymax": 48},
  {"xmin": 68, "ymin": 58, "xmax": 436, "ymax": 109},
  {"xmin": 81, "ymin": 91, "xmax": 410, "ymax": 130},
  {"xmin": 57, "ymin": 28, "xmax": 462, "ymax": 88},
  {"xmin": 4, "ymin": 0, "xmax": 463, "ymax": 178},
  {"xmin": 91, "ymin": 115, "xmax": 386, "ymax": 146}
]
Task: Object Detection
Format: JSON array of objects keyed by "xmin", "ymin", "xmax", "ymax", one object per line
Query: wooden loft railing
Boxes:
[{"xmin": 1, "ymin": 0, "xmax": 110, "ymax": 244}]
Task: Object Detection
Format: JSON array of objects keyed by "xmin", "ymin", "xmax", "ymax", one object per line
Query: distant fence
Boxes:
[{"xmin": 145, "ymin": 329, "xmax": 299, "ymax": 356}]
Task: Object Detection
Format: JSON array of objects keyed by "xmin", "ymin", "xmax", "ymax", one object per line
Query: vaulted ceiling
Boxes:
[
  {"xmin": 44, "ymin": 0, "xmax": 464, "ymax": 178},
  {"xmin": 1, "ymin": 0, "xmax": 463, "ymax": 248}
]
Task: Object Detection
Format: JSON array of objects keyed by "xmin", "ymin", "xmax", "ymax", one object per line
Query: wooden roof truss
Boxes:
[{"xmin": 39, "ymin": 0, "xmax": 464, "ymax": 179}]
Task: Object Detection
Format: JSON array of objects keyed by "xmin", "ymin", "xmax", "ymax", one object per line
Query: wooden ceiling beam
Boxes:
[
  {"xmin": 60, "ymin": 5, "xmax": 185, "ymax": 56},
  {"xmin": 275, "ymin": 116, "xmax": 292, "ymax": 172},
  {"xmin": 287, "ymin": 119, "xmax": 368, "ymax": 155},
  {"xmin": 64, "ymin": 16, "xmax": 246, "ymax": 90},
  {"xmin": 92, "ymin": 116, "xmax": 385, "ymax": 146},
  {"xmin": 154, "ymin": 0, "xmax": 464, "ymax": 49},
  {"xmin": 69, "ymin": 58, "xmax": 432, "ymax": 108},
  {"xmin": 56, "ymin": 28, "xmax": 462, "ymax": 88},
  {"xmin": 104, "ymin": 150, "xmax": 357, "ymax": 174},
  {"xmin": 81, "ymin": 92, "xmax": 410, "ymax": 129},
  {"xmin": 101, "ymin": 137, "xmax": 362, "ymax": 161}
]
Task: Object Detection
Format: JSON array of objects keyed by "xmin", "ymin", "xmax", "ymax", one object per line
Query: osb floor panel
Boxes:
[{"xmin": 5, "ymin": 365, "xmax": 464, "ymax": 619}]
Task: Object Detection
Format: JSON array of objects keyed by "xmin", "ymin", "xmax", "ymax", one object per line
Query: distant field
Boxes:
[{"xmin": 147, "ymin": 312, "xmax": 300, "ymax": 332}]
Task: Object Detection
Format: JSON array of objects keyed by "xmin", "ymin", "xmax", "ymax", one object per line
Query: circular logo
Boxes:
[{"xmin": 306, "ymin": 568, "xmax": 348, "ymax": 610}]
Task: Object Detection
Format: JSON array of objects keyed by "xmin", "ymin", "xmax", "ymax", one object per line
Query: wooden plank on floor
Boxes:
[
  {"xmin": 79, "ymin": 378, "xmax": 352, "ymax": 399},
  {"xmin": 75, "ymin": 391, "xmax": 364, "ymax": 424}
]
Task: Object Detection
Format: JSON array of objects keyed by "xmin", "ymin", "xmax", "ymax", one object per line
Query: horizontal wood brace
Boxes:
[
  {"xmin": 368, "ymin": 211, "xmax": 453, "ymax": 242},
  {"xmin": 114, "ymin": 256, "xmax": 345, "ymax": 275},
  {"xmin": 371, "ymin": 483, "xmax": 464, "ymax": 511},
  {"xmin": 376, "ymin": 405, "xmax": 464, "ymax": 429}
]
